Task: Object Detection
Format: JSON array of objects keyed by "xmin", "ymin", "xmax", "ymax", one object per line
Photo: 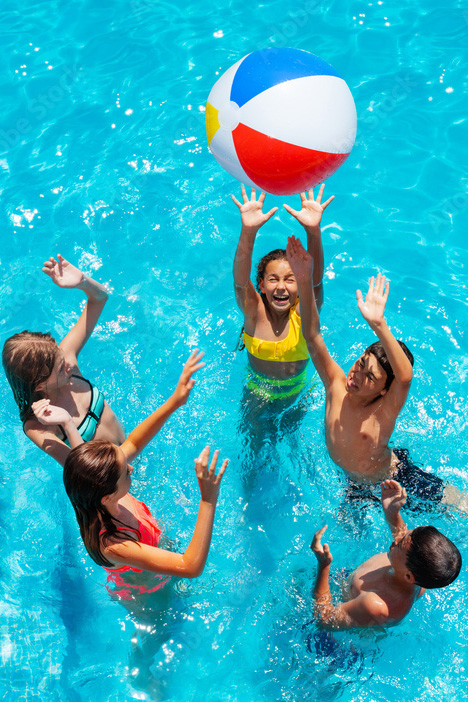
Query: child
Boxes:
[
  {"xmin": 42, "ymin": 351, "xmax": 226, "ymax": 597},
  {"xmin": 3, "ymin": 254, "xmax": 125, "ymax": 465},
  {"xmin": 286, "ymin": 236, "xmax": 466, "ymax": 508},
  {"xmin": 232, "ymin": 185, "xmax": 334, "ymax": 401},
  {"xmin": 311, "ymin": 480, "xmax": 461, "ymax": 629}
]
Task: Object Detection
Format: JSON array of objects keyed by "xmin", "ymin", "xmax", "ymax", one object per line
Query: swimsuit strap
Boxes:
[{"xmin": 59, "ymin": 375, "xmax": 105, "ymax": 445}]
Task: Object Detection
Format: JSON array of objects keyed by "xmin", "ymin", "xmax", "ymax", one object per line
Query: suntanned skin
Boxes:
[
  {"xmin": 55, "ymin": 351, "xmax": 227, "ymax": 579},
  {"xmin": 286, "ymin": 236, "xmax": 412, "ymax": 482},
  {"xmin": 232, "ymin": 185, "xmax": 334, "ymax": 380},
  {"xmin": 24, "ymin": 254, "xmax": 125, "ymax": 466},
  {"xmin": 312, "ymin": 481, "xmax": 425, "ymax": 630}
]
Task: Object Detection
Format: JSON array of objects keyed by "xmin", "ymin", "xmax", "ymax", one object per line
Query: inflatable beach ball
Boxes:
[{"xmin": 206, "ymin": 48, "xmax": 357, "ymax": 196}]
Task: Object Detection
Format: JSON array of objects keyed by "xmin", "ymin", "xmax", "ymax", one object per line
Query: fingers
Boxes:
[
  {"xmin": 195, "ymin": 445, "xmax": 210, "ymax": 476},
  {"xmin": 208, "ymin": 449, "xmax": 219, "ymax": 476},
  {"xmin": 264, "ymin": 206, "xmax": 278, "ymax": 222},
  {"xmin": 217, "ymin": 458, "xmax": 228, "ymax": 481},
  {"xmin": 356, "ymin": 289, "xmax": 363, "ymax": 306},
  {"xmin": 283, "ymin": 204, "xmax": 299, "ymax": 219},
  {"xmin": 315, "ymin": 184, "xmax": 325, "ymax": 203},
  {"xmin": 240, "ymin": 184, "xmax": 248, "ymax": 203},
  {"xmin": 250, "ymin": 188, "xmax": 256, "ymax": 202},
  {"xmin": 231, "ymin": 195, "xmax": 242, "ymax": 209},
  {"xmin": 258, "ymin": 192, "xmax": 266, "ymax": 205},
  {"xmin": 321, "ymin": 195, "xmax": 335, "ymax": 210}
]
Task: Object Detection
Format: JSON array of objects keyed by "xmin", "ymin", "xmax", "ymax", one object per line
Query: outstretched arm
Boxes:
[
  {"xmin": 311, "ymin": 526, "xmax": 389, "ymax": 630},
  {"xmin": 381, "ymin": 480, "xmax": 408, "ymax": 541},
  {"xmin": 283, "ymin": 185, "xmax": 334, "ymax": 311},
  {"xmin": 357, "ymin": 274, "xmax": 413, "ymax": 409},
  {"xmin": 286, "ymin": 236, "xmax": 344, "ymax": 389},
  {"xmin": 44, "ymin": 254, "xmax": 109, "ymax": 362},
  {"xmin": 104, "ymin": 446, "xmax": 228, "ymax": 578},
  {"xmin": 232, "ymin": 186, "xmax": 278, "ymax": 324},
  {"xmin": 121, "ymin": 350, "xmax": 204, "ymax": 463}
]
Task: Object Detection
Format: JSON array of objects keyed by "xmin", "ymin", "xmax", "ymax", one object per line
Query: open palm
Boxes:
[
  {"xmin": 43, "ymin": 254, "xmax": 84, "ymax": 288},
  {"xmin": 356, "ymin": 273, "xmax": 389, "ymax": 326}
]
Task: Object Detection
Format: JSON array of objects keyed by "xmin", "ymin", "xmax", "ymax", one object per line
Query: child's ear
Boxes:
[
  {"xmin": 101, "ymin": 494, "xmax": 111, "ymax": 508},
  {"xmin": 404, "ymin": 570, "xmax": 416, "ymax": 584},
  {"xmin": 380, "ymin": 388, "xmax": 388, "ymax": 397},
  {"xmin": 259, "ymin": 279, "xmax": 266, "ymax": 294}
]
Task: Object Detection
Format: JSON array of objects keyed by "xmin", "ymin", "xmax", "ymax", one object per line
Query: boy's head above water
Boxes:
[
  {"xmin": 256, "ymin": 249, "xmax": 298, "ymax": 313},
  {"xmin": 346, "ymin": 340, "xmax": 414, "ymax": 400},
  {"xmin": 401, "ymin": 526, "xmax": 462, "ymax": 589}
]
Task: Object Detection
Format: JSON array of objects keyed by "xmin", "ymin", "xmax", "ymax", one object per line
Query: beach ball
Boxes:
[{"xmin": 206, "ymin": 47, "xmax": 357, "ymax": 196}]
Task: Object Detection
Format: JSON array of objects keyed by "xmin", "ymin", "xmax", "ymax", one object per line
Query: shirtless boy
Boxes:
[
  {"xmin": 286, "ymin": 236, "xmax": 465, "ymax": 508},
  {"xmin": 311, "ymin": 480, "xmax": 461, "ymax": 629}
]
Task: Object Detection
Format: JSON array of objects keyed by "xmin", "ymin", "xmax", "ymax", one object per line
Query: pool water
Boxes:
[{"xmin": 1, "ymin": 0, "xmax": 468, "ymax": 700}]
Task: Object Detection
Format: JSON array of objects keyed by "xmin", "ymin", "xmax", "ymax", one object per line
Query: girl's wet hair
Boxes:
[
  {"xmin": 255, "ymin": 249, "xmax": 288, "ymax": 292},
  {"xmin": 63, "ymin": 441, "xmax": 139, "ymax": 567},
  {"xmin": 2, "ymin": 331, "xmax": 59, "ymax": 422}
]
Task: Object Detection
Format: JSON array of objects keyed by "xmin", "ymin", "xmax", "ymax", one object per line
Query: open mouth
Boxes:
[{"xmin": 272, "ymin": 294, "xmax": 289, "ymax": 305}]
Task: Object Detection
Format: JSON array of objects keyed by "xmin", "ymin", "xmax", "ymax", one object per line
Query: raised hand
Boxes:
[
  {"xmin": 43, "ymin": 254, "xmax": 84, "ymax": 289},
  {"xmin": 311, "ymin": 525, "xmax": 333, "ymax": 567},
  {"xmin": 173, "ymin": 349, "xmax": 205, "ymax": 408},
  {"xmin": 381, "ymin": 480, "xmax": 407, "ymax": 517},
  {"xmin": 231, "ymin": 185, "xmax": 278, "ymax": 231},
  {"xmin": 195, "ymin": 446, "xmax": 228, "ymax": 505},
  {"xmin": 356, "ymin": 273, "xmax": 389, "ymax": 327},
  {"xmin": 283, "ymin": 184, "xmax": 334, "ymax": 229},
  {"xmin": 286, "ymin": 235, "xmax": 313, "ymax": 283},
  {"xmin": 32, "ymin": 399, "xmax": 72, "ymax": 426}
]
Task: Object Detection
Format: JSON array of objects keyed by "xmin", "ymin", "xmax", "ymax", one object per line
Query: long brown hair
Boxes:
[
  {"xmin": 2, "ymin": 331, "xmax": 58, "ymax": 422},
  {"xmin": 63, "ymin": 441, "xmax": 140, "ymax": 567}
]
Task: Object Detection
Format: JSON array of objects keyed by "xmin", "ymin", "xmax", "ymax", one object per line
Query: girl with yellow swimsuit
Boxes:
[{"xmin": 232, "ymin": 184, "xmax": 334, "ymax": 402}]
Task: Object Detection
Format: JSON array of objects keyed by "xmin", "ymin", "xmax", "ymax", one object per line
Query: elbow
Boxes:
[{"xmin": 184, "ymin": 563, "xmax": 204, "ymax": 579}]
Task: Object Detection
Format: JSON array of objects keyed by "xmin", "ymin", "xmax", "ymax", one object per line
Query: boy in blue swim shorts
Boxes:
[{"xmin": 286, "ymin": 237, "xmax": 467, "ymax": 510}]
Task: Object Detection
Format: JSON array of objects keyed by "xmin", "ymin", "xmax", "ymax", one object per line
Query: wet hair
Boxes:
[
  {"xmin": 406, "ymin": 526, "xmax": 462, "ymax": 589},
  {"xmin": 2, "ymin": 331, "xmax": 59, "ymax": 422},
  {"xmin": 365, "ymin": 340, "xmax": 414, "ymax": 391},
  {"xmin": 63, "ymin": 441, "xmax": 139, "ymax": 567},
  {"xmin": 255, "ymin": 249, "xmax": 288, "ymax": 292}
]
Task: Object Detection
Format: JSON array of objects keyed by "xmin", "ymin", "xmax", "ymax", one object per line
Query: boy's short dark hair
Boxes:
[
  {"xmin": 365, "ymin": 340, "xmax": 414, "ymax": 390},
  {"xmin": 406, "ymin": 526, "xmax": 462, "ymax": 589}
]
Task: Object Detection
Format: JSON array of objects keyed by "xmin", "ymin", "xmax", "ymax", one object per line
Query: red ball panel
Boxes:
[{"xmin": 233, "ymin": 123, "xmax": 350, "ymax": 196}]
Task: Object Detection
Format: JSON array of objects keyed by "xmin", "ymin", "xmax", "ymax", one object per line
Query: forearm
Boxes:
[
  {"xmin": 76, "ymin": 275, "xmax": 108, "ymax": 303},
  {"xmin": 233, "ymin": 226, "xmax": 257, "ymax": 288},
  {"xmin": 62, "ymin": 418, "xmax": 84, "ymax": 450},
  {"xmin": 297, "ymin": 275, "xmax": 321, "ymax": 342},
  {"xmin": 313, "ymin": 564, "xmax": 335, "ymax": 623},
  {"xmin": 305, "ymin": 225, "xmax": 324, "ymax": 290},
  {"xmin": 181, "ymin": 500, "xmax": 217, "ymax": 578},
  {"xmin": 122, "ymin": 394, "xmax": 181, "ymax": 461},
  {"xmin": 369, "ymin": 320, "xmax": 412, "ymax": 383},
  {"xmin": 385, "ymin": 510, "xmax": 407, "ymax": 539}
]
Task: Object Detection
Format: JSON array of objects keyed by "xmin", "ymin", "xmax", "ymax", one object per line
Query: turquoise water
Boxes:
[{"xmin": 1, "ymin": 0, "xmax": 468, "ymax": 699}]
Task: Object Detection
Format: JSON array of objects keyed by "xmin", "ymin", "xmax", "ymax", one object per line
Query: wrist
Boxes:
[
  {"xmin": 304, "ymin": 224, "xmax": 321, "ymax": 236},
  {"xmin": 241, "ymin": 225, "xmax": 259, "ymax": 237},
  {"xmin": 77, "ymin": 275, "xmax": 108, "ymax": 301}
]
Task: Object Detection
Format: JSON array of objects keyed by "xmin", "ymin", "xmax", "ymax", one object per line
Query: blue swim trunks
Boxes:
[{"xmin": 345, "ymin": 448, "xmax": 445, "ymax": 507}]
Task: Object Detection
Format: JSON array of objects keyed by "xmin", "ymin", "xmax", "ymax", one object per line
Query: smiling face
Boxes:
[
  {"xmin": 259, "ymin": 259, "xmax": 298, "ymax": 313},
  {"xmin": 346, "ymin": 353, "xmax": 388, "ymax": 400}
]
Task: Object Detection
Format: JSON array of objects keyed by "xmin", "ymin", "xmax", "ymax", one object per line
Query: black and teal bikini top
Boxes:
[{"xmin": 59, "ymin": 374, "xmax": 105, "ymax": 446}]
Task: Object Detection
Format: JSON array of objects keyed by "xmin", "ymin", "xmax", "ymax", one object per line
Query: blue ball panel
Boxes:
[{"xmin": 230, "ymin": 48, "xmax": 342, "ymax": 108}]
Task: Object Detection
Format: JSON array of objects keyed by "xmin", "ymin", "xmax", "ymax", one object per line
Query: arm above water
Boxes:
[
  {"xmin": 43, "ymin": 254, "xmax": 109, "ymax": 363},
  {"xmin": 121, "ymin": 350, "xmax": 204, "ymax": 463},
  {"xmin": 25, "ymin": 399, "xmax": 85, "ymax": 466},
  {"xmin": 311, "ymin": 526, "xmax": 389, "ymax": 630},
  {"xmin": 357, "ymin": 274, "xmax": 413, "ymax": 412},
  {"xmin": 232, "ymin": 186, "xmax": 278, "ymax": 324},
  {"xmin": 286, "ymin": 236, "xmax": 344, "ymax": 389},
  {"xmin": 283, "ymin": 184, "xmax": 334, "ymax": 312},
  {"xmin": 104, "ymin": 447, "xmax": 228, "ymax": 578}
]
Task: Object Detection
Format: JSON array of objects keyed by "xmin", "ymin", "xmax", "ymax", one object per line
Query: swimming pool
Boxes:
[{"xmin": 1, "ymin": 0, "xmax": 467, "ymax": 699}]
